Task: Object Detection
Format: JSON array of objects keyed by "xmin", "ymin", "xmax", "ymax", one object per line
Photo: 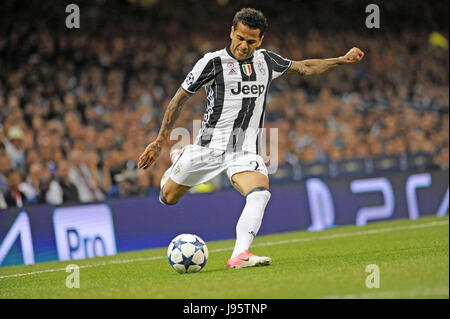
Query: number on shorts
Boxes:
[{"xmin": 250, "ymin": 160, "xmax": 260, "ymax": 171}]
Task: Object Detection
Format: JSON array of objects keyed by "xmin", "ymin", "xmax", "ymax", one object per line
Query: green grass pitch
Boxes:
[{"xmin": 0, "ymin": 215, "xmax": 448, "ymax": 299}]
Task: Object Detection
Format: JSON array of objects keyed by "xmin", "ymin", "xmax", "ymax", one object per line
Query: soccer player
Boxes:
[{"xmin": 138, "ymin": 8, "xmax": 364, "ymax": 269}]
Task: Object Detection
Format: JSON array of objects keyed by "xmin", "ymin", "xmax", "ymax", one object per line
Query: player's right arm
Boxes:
[
  {"xmin": 138, "ymin": 53, "xmax": 217, "ymax": 170},
  {"xmin": 138, "ymin": 87, "xmax": 191, "ymax": 169}
]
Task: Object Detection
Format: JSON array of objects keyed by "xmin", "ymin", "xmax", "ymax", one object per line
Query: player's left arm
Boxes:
[{"xmin": 286, "ymin": 47, "xmax": 364, "ymax": 76}]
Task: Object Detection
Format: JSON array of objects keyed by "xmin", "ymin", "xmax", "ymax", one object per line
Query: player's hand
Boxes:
[
  {"xmin": 343, "ymin": 47, "xmax": 364, "ymax": 63},
  {"xmin": 138, "ymin": 140, "xmax": 163, "ymax": 169}
]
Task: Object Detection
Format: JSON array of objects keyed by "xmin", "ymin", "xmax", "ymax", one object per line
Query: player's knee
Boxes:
[
  {"xmin": 245, "ymin": 187, "xmax": 271, "ymax": 204},
  {"xmin": 159, "ymin": 188, "xmax": 179, "ymax": 206}
]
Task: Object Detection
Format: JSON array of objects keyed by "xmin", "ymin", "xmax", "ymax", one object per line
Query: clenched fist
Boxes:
[{"xmin": 343, "ymin": 47, "xmax": 364, "ymax": 63}]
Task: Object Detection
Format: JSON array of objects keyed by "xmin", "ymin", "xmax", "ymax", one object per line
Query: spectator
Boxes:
[
  {"xmin": 103, "ymin": 149, "xmax": 126, "ymax": 189},
  {"xmin": 68, "ymin": 149, "xmax": 105, "ymax": 203},
  {"xmin": 46, "ymin": 160, "xmax": 80, "ymax": 205},
  {"xmin": 2, "ymin": 126, "xmax": 25, "ymax": 170},
  {"xmin": 85, "ymin": 149, "xmax": 112, "ymax": 196},
  {"xmin": 19, "ymin": 163, "xmax": 52, "ymax": 205},
  {"xmin": 3, "ymin": 170, "xmax": 27, "ymax": 208}
]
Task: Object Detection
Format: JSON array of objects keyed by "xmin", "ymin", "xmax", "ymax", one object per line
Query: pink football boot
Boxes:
[{"xmin": 226, "ymin": 250, "xmax": 272, "ymax": 269}]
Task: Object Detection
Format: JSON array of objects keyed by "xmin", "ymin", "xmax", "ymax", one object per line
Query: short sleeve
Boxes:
[
  {"xmin": 263, "ymin": 50, "xmax": 292, "ymax": 80},
  {"xmin": 181, "ymin": 54, "xmax": 217, "ymax": 94}
]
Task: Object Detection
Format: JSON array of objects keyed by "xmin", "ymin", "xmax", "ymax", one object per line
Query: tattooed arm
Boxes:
[
  {"xmin": 138, "ymin": 87, "xmax": 191, "ymax": 169},
  {"xmin": 286, "ymin": 47, "xmax": 364, "ymax": 76}
]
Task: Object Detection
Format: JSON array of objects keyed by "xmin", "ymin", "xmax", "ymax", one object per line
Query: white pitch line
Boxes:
[
  {"xmin": 0, "ymin": 256, "xmax": 164, "ymax": 279},
  {"xmin": 0, "ymin": 219, "xmax": 448, "ymax": 280}
]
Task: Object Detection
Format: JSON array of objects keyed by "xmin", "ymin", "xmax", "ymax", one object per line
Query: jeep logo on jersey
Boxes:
[{"xmin": 230, "ymin": 81, "xmax": 265, "ymax": 98}]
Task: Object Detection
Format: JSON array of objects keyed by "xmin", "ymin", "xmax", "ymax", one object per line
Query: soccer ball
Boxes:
[{"xmin": 167, "ymin": 233, "xmax": 208, "ymax": 274}]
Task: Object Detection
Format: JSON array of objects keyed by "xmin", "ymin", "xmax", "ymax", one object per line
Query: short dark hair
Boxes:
[{"xmin": 232, "ymin": 8, "xmax": 268, "ymax": 38}]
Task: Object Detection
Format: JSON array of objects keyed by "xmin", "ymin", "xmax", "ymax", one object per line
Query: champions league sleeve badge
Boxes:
[{"xmin": 185, "ymin": 72, "xmax": 194, "ymax": 85}]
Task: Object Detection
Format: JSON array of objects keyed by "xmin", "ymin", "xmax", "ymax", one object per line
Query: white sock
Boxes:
[{"xmin": 231, "ymin": 189, "xmax": 271, "ymax": 258}]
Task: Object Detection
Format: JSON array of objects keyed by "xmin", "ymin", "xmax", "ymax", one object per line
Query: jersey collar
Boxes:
[{"xmin": 225, "ymin": 45, "xmax": 254, "ymax": 62}]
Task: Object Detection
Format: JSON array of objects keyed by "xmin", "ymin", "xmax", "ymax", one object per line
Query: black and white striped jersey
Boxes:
[{"xmin": 181, "ymin": 45, "xmax": 291, "ymax": 154}]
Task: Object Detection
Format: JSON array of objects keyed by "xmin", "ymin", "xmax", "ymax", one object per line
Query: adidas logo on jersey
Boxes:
[{"xmin": 230, "ymin": 81, "xmax": 265, "ymax": 97}]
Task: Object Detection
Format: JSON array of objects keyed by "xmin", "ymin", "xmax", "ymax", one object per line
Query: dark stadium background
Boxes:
[
  {"xmin": 0, "ymin": 0, "xmax": 448, "ymax": 269},
  {"xmin": 1, "ymin": 0, "xmax": 448, "ymax": 206}
]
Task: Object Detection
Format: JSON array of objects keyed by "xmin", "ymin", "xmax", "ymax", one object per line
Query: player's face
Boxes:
[{"xmin": 230, "ymin": 22, "xmax": 264, "ymax": 61}]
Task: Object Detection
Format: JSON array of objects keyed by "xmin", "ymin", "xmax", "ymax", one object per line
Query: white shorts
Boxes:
[{"xmin": 165, "ymin": 144, "xmax": 268, "ymax": 187}]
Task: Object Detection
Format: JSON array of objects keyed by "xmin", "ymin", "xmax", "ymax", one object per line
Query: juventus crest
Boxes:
[{"xmin": 241, "ymin": 63, "xmax": 252, "ymax": 77}]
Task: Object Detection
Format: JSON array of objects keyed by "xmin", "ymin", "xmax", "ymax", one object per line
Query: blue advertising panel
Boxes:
[
  {"xmin": 0, "ymin": 170, "xmax": 448, "ymax": 266},
  {"xmin": 0, "ymin": 206, "xmax": 57, "ymax": 266}
]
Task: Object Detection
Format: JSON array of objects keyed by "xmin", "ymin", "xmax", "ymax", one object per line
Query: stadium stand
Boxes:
[{"xmin": 0, "ymin": 0, "xmax": 448, "ymax": 207}]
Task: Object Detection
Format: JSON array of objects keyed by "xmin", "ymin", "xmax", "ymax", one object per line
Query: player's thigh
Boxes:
[
  {"xmin": 231, "ymin": 171, "xmax": 269, "ymax": 196},
  {"xmin": 162, "ymin": 177, "xmax": 191, "ymax": 203}
]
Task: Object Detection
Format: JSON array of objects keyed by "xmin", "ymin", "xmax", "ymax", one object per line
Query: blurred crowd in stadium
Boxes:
[{"xmin": 0, "ymin": 0, "xmax": 448, "ymax": 208}]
